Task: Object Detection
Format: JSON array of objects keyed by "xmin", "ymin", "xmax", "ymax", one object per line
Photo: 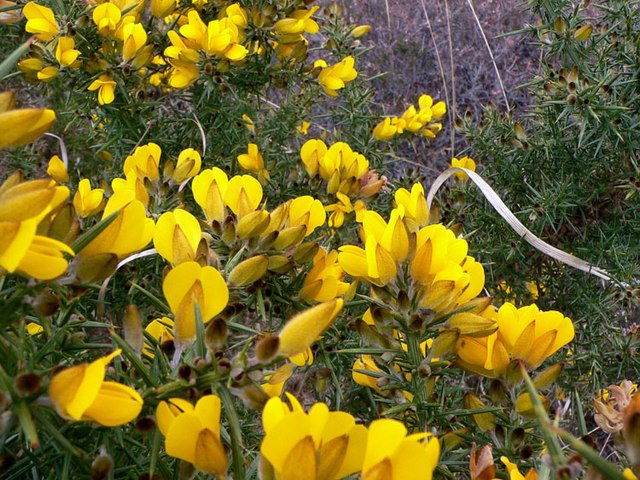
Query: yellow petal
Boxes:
[
  {"xmin": 156, "ymin": 398, "xmax": 194, "ymax": 436},
  {"xmin": 82, "ymin": 381, "xmax": 143, "ymax": 426}
]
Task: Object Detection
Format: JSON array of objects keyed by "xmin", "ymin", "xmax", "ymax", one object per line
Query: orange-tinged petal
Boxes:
[
  {"xmin": 194, "ymin": 428, "xmax": 228, "ymax": 476},
  {"xmin": 281, "ymin": 436, "xmax": 317, "ymax": 480}
]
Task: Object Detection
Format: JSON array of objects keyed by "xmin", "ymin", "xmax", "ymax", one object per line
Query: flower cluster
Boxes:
[
  {"xmin": 373, "ymin": 94, "xmax": 446, "ymax": 141},
  {"xmin": 260, "ymin": 394, "xmax": 440, "ymax": 480}
]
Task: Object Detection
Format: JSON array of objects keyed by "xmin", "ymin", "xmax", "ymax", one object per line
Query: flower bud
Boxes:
[
  {"xmin": 91, "ymin": 447, "xmax": 114, "ymax": 480},
  {"xmin": 205, "ymin": 317, "xmax": 228, "ymax": 351},
  {"xmin": 574, "ymin": 24, "xmax": 593, "ymax": 42},
  {"xmin": 228, "ymin": 255, "xmax": 269, "ymax": 286},
  {"xmin": 124, "ymin": 304, "xmax": 144, "ymax": 356},
  {"xmin": 255, "ymin": 335, "xmax": 280, "ymax": 362},
  {"xmin": 15, "ymin": 372, "xmax": 42, "ymax": 397}
]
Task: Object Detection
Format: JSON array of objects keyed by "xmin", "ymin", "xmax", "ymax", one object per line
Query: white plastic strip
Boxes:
[{"xmin": 426, "ymin": 167, "xmax": 612, "ymax": 282}]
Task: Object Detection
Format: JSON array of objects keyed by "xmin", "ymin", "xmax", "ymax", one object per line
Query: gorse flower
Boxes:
[
  {"xmin": 450, "ymin": 156, "xmax": 477, "ymax": 181},
  {"xmin": 153, "ymin": 209, "xmax": 202, "ymax": 265},
  {"xmin": 361, "ymin": 419, "xmax": 440, "ymax": 480},
  {"xmin": 260, "ymin": 393, "xmax": 367, "ymax": 480},
  {"xmin": 171, "ymin": 147, "xmax": 202, "ymax": 184},
  {"xmin": 92, "ymin": 3, "xmax": 121, "ymax": 36},
  {"xmin": 162, "ymin": 261, "xmax": 228, "ymax": 342},
  {"xmin": 23, "ymin": 1, "xmax": 59, "ymax": 42},
  {"xmin": 0, "ymin": 175, "xmax": 71, "ymax": 279},
  {"xmin": 373, "ymin": 94, "xmax": 446, "ymax": 141},
  {"xmin": 300, "ymin": 248, "xmax": 349, "ymax": 302},
  {"xmin": 48, "ymin": 350, "xmax": 143, "ymax": 426},
  {"xmin": 192, "ymin": 167, "xmax": 229, "ymax": 223},
  {"xmin": 456, "ymin": 302, "xmax": 574, "ymax": 378},
  {"xmin": 55, "ymin": 37, "xmax": 81, "ymax": 68},
  {"xmin": 316, "ymin": 56, "xmax": 358, "ymax": 97},
  {"xmin": 88, "ymin": 74, "xmax": 117, "ymax": 105},
  {"xmin": 73, "ymin": 179, "xmax": 104, "ymax": 217},
  {"xmin": 156, "ymin": 395, "xmax": 227, "ymax": 477},
  {"xmin": 0, "ymin": 91, "xmax": 56, "ymax": 149},
  {"xmin": 237, "ymin": 143, "xmax": 269, "ymax": 181}
]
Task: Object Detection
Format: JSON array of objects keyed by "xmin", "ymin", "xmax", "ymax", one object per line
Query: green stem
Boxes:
[
  {"xmin": 519, "ymin": 362, "xmax": 565, "ymax": 468},
  {"xmin": 218, "ymin": 386, "xmax": 245, "ymax": 480},
  {"xmin": 405, "ymin": 330, "xmax": 428, "ymax": 430},
  {"xmin": 15, "ymin": 402, "xmax": 39, "ymax": 450}
]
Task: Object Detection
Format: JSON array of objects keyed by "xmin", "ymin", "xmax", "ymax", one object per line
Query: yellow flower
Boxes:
[
  {"xmin": 275, "ymin": 6, "xmax": 320, "ymax": 38},
  {"xmin": 88, "ymin": 74, "xmax": 117, "ymax": 105},
  {"xmin": 158, "ymin": 395, "xmax": 228, "ymax": 477},
  {"xmin": 373, "ymin": 116, "xmax": 404, "ymax": 141},
  {"xmin": 23, "ymin": 1, "xmax": 59, "ymax": 42},
  {"xmin": 450, "ymin": 156, "xmax": 476, "ymax": 181},
  {"xmin": 287, "ymin": 195, "xmax": 325, "ymax": 236},
  {"xmin": 143, "ymin": 317, "xmax": 174, "ymax": 357},
  {"xmin": 123, "ymin": 142, "xmax": 161, "ymax": 183},
  {"xmin": 111, "ymin": 170, "xmax": 149, "ymax": 207},
  {"xmin": 48, "ymin": 349, "xmax": 143, "ymax": 426},
  {"xmin": 300, "ymin": 248, "xmax": 349, "ymax": 302},
  {"xmin": 162, "ymin": 261, "xmax": 228, "ymax": 342},
  {"xmin": 224, "ymin": 174, "xmax": 263, "ymax": 218},
  {"xmin": 172, "ymin": 147, "xmax": 201, "ymax": 183},
  {"xmin": 361, "ymin": 419, "xmax": 440, "ymax": 480},
  {"xmin": 352, "ymin": 354, "xmax": 383, "ymax": 391},
  {"xmin": 222, "ymin": 3, "xmax": 248, "ymax": 28},
  {"xmin": 0, "ymin": 176, "xmax": 69, "ymax": 274},
  {"xmin": 260, "ymin": 393, "xmax": 367, "ymax": 480},
  {"xmin": 205, "ymin": 18, "xmax": 248, "ymax": 60},
  {"xmin": 92, "ymin": 2, "xmax": 121, "ymax": 36},
  {"xmin": 47, "ymin": 155, "xmax": 68, "ymax": 183},
  {"xmin": 277, "ymin": 299, "xmax": 343, "ymax": 357},
  {"xmin": 411, "ymin": 224, "xmax": 485, "ymax": 312},
  {"xmin": 325, "ymin": 192, "xmax": 353, "ymax": 229},
  {"xmin": 297, "ymin": 120, "xmax": 310, "ymax": 135},
  {"xmin": 26, "ymin": 322, "xmax": 44, "ymax": 335},
  {"xmin": 317, "ymin": 56, "xmax": 358, "ymax": 97},
  {"xmin": 300, "ymin": 138, "xmax": 327, "ymax": 177},
  {"xmin": 394, "ymin": 183, "xmax": 429, "ymax": 232},
  {"xmin": 122, "ymin": 22, "xmax": 147, "ymax": 61},
  {"xmin": 153, "ymin": 209, "xmax": 202, "ymax": 265},
  {"xmin": 73, "ymin": 179, "xmax": 104, "ymax": 217},
  {"xmin": 80, "ymin": 190, "xmax": 154, "ymax": 259},
  {"xmin": 0, "ymin": 92, "xmax": 56, "ymax": 149},
  {"xmin": 55, "ymin": 36, "xmax": 80, "ymax": 68},
  {"xmin": 37, "ymin": 66, "xmax": 59, "ymax": 83},
  {"xmin": 192, "ymin": 167, "xmax": 229, "ymax": 223},
  {"xmin": 456, "ymin": 302, "xmax": 574, "ymax": 378},
  {"xmin": 17, "ymin": 234, "xmax": 73, "ymax": 280},
  {"xmin": 237, "ymin": 143, "xmax": 269, "ymax": 181}
]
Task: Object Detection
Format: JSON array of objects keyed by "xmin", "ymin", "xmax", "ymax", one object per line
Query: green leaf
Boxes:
[
  {"xmin": 70, "ymin": 211, "xmax": 119, "ymax": 254},
  {"xmin": 0, "ymin": 37, "xmax": 33, "ymax": 82}
]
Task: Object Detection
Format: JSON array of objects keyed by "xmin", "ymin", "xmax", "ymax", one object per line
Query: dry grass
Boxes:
[{"xmin": 345, "ymin": 0, "xmax": 539, "ymax": 170}]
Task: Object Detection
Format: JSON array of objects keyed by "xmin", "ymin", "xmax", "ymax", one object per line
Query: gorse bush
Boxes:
[{"xmin": 0, "ymin": 1, "xmax": 638, "ymax": 479}]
